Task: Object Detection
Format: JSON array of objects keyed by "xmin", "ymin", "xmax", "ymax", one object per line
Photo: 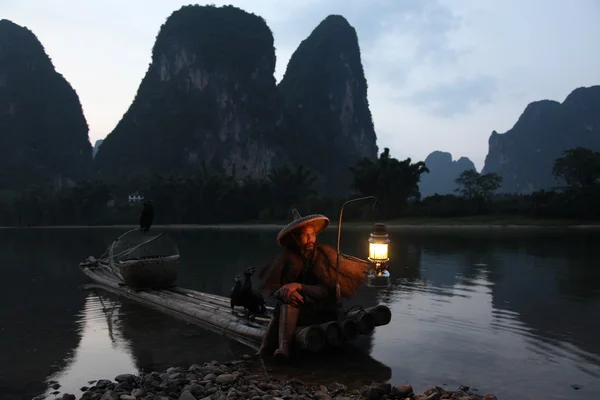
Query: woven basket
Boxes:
[
  {"xmin": 107, "ymin": 229, "xmax": 181, "ymax": 289},
  {"xmin": 118, "ymin": 254, "xmax": 180, "ymax": 289}
]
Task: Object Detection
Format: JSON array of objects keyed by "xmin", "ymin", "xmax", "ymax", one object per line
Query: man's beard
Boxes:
[{"xmin": 301, "ymin": 242, "xmax": 315, "ymax": 259}]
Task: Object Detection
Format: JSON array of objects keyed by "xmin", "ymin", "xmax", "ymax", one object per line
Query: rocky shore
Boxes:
[{"xmin": 37, "ymin": 360, "xmax": 499, "ymax": 400}]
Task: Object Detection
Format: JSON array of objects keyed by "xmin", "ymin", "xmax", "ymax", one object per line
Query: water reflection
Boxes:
[
  {"xmin": 368, "ymin": 229, "xmax": 600, "ymax": 399},
  {"xmin": 0, "ymin": 229, "xmax": 93, "ymax": 400},
  {"xmin": 44, "ymin": 293, "xmax": 138, "ymax": 398},
  {"xmin": 1, "ymin": 227, "xmax": 600, "ymax": 400}
]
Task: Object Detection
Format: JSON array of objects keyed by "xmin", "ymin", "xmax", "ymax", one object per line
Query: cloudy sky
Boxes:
[{"xmin": 2, "ymin": 0, "xmax": 599, "ymax": 170}]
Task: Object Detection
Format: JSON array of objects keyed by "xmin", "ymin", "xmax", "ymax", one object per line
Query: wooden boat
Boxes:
[{"xmin": 79, "ymin": 257, "xmax": 392, "ymax": 353}]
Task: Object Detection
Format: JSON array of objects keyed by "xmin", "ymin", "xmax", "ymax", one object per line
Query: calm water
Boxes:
[{"xmin": 1, "ymin": 227, "xmax": 599, "ymax": 400}]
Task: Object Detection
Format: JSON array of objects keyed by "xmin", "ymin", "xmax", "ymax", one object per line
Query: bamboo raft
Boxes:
[{"xmin": 79, "ymin": 257, "xmax": 392, "ymax": 353}]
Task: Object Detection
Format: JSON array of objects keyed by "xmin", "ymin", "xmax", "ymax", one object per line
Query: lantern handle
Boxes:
[
  {"xmin": 334, "ymin": 195, "xmax": 379, "ymax": 321},
  {"xmin": 336, "ymin": 196, "xmax": 378, "ymax": 256}
]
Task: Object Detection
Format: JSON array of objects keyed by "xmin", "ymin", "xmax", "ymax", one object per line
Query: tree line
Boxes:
[{"xmin": 1, "ymin": 146, "xmax": 599, "ymax": 227}]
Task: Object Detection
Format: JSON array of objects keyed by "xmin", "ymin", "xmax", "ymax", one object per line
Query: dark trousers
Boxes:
[{"xmin": 274, "ymin": 300, "xmax": 337, "ymax": 326}]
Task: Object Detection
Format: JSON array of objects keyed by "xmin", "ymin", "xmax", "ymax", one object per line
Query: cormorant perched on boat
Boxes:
[
  {"xmin": 229, "ymin": 267, "xmax": 266, "ymax": 319},
  {"xmin": 230, "ymin": 275, "xmax": 243, "ymax": 313},
  {"xmin": 139, "ymin": 201, "xmax": 154, "ymax": 233},
  {"xmin": 242, "ymin": 266, "xmax": 267, "ymax": 318}
]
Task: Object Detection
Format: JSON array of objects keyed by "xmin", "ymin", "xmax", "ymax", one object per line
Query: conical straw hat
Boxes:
[{"xmin": 276, "ymin": 208, "xmax": 330, "ymax": 246}]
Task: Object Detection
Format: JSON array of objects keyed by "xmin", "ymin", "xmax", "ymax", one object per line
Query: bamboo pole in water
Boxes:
[
  {"xmin": 150, "ymin": 290, "xmax": 267, "ymax": 330},
  {"xmin": 93, "ymin": 261, "xmax": 268, "ymax": 320},
  {"xmin": 341, "ymin": 319, "xmax": 359, "ymax": 341},
  {"xmin": 164, "ymin": 288, "xmax": 271, "ymax": 322},
  {"xmin": 174, "ymin": 287, "xmax": 275, "ymax": 312},
  {"xmin": 346, "ymin": 310, "xmax": 376, "ymax": 334},
  {"xmin": 347, "ymin": 305, "xmax": 392, "ymax": 327},
  {"xmin": 295, "ymin": 325, "xmax": 326, "ymax": 352},
  {"xmin": 320, "ymin": 321, "xmax": 343, "ymax": 347},
  {"xmin": 82, "ymin": 266, "xmax": 265, "ymax": 342}
]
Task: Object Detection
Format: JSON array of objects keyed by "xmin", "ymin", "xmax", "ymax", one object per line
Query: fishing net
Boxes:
[{"xmin": 103, "ymin": 228, "xmax": 181, "ymax": 288}]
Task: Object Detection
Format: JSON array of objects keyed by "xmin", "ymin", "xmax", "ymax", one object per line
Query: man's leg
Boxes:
[
  {"xmin": 256, "ymin": 310, "xmax": 279, "ymax": 357},
  {"xmin": 273, "ymin": 304, "xmax": 300, "ymax": 359}
]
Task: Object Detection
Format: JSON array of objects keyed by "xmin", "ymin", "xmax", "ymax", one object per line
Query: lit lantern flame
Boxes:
[
  {"xmin": 368, "ymin": 243, "xmax": 389, "ymax": 264},
  {"xmin": 367, "ymin": 223, "xmax": 391, "ymax": 287},
  {"xmin": 368, "ymin": 223, "xmax": 390, "ymax": 265}
]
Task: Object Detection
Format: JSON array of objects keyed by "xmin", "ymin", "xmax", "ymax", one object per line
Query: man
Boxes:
[{"xmin": 256, "ymin": 208, "xmax": 370, "ymax": 359}]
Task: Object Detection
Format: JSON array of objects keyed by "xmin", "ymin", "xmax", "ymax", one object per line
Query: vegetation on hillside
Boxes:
[
  {"xmin": 482, "ymin": 85, "xmax": 600, "ymax": 193},
  {"xmin": 277, "ymin": 14, "xmax": 378, "ymax": 195},
  {"xmin": 0, "ymin": 19, "xmax": 92, "ymax": 191},
  {"xmin": 94, "ymin": 4, "xmax": 281, "ymax": 185},
  {"xmin": 1, "ymin": 147, "xmax": 599, "ymax": 227}
]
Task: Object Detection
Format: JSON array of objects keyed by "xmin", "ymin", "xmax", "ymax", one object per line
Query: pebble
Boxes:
[
  {"xmin": 313, "ymin": 390, "xmax": 332, "ymax": 400},
  {"xmin": 203, "ymin": 373, "xmax": 217, "ymax": 381},
  {"xmin": 215, "ymin": 374, "xmax": 236, "ymax": 384},
  {"xmin": 395, "ymin": 384, "xmax": 413, "ymax": 397},
  {"xmin": 31, "ymin": 360, "xmax": 500, "ymax": 400},
  {"xmin": 178, "ymin": 391, "xmax": 197, "ymax": 400},
  {"xmin": 116, "ymin": 374, "xmax": 136, "ymax": 383}
]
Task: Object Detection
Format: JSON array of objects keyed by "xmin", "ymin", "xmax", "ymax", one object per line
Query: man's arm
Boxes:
[{"xmin": 300, "ymin": 283, "xmax": 331, "ymax": 301}]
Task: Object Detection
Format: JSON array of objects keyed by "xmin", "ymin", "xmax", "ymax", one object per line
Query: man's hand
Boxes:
[{"xmin": 277, "ymin": 283, "xmax": 303, "ymax": 306}]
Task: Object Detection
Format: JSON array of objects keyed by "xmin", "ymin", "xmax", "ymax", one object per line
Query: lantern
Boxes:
[{"xmin": 366, "ymin": 223, "xmax": 391, "ymax": 288}]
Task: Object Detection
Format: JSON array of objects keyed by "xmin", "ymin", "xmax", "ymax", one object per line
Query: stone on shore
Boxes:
[{"xmin": 35, "ymin": 359, "xmax": 499, "ymax": 400}]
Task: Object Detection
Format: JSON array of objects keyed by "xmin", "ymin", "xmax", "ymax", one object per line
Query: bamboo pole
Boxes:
[
  {"xmin": 347, "ymin": 305, "xmax": 391, "ymax": 327},
  {"xmin": 367, "ymin": 305, "xmax": 392, "ymax": 326},
  {"xmin": 346, "ymin": 311, "xmax": 376, "ymax": 334},
  {"xmin": 341, "ymin": 319, "xmax": 358, "ymax": 341},
  {"xmin": 320, "ymin": 321, "xmax": 343, "ymax": 347},
  {"xmin": 165, "ymin": 287, "xmax": 271, "ymax": 324},
  {"xmin": 295, "ymin": 325, "xmax": 326, "ymax": 352},
  {"xmin": 92, "ymin": 267, "xmax": 270, "ymax": 334},
  {"xmin": 82, "ymin": 267, "xmax": 265, "ymax": 342},
  {"xmin": 172, "ymin": 286, "xmax": 275, "ymax": 315}
]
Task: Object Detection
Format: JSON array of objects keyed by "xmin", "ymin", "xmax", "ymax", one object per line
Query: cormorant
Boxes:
[
  {"xmin": 229, "ymin": 267, "xmax": 266, "ymax": 319},
  {"xmin": 139, "ymin": 201, "xmax": 154, "ymax": 233},
  {"xmin": 230, "ymin": 275, "xmax": 244, "ymax": 313}
]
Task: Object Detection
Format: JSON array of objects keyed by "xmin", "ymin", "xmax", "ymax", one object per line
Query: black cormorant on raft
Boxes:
[{"xmin": 229, "ymin": 267, "xmax": 267, "ymax": 319}]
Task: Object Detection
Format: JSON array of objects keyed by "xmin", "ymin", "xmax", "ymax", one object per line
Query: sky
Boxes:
[{"xmin": 2, "ymin": 0, "xmax": 600, "ymax": 171}]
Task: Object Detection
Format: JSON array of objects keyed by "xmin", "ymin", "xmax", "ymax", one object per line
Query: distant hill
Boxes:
[
  {"xmin": 94, "ymin": 6, "xmax": 378, "ymax": 195},
  {"xmin": 277, "ymin": 14, "xmax": 378, "ymax": 194},
  {"xmin": 482, "ymin": 85, "xmax": 600, "ymax": 193},
  {"xmin": 94, "ymin": 5, "xmax": 283, "ymax": 184},
  {"xmin": 419, "ymin": 151, "xmax": 476, "ymax": 197},
  {"xmin": 0, "ymin": 19, "xmax": 92, "ymax": 190}
]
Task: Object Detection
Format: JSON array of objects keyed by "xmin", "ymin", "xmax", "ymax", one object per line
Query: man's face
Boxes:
[{"xmin": 296, "ymin": 224, "xmax": 317, "ymax": 253}]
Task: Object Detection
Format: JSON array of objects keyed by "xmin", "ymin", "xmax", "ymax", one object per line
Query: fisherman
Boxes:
[{"xmin": 256, "ymin": 209, "xmax": 369, "ymax": 360}]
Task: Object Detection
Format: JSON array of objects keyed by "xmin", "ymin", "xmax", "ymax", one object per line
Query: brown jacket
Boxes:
[{"xmin": 257, "ymin": 243, "xmax": 370, "ymax": 301}]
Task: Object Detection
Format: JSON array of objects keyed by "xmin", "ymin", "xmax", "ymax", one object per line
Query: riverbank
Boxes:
[
  {"xmin": 37, "ymin": 359, "xmax": 498, "ymax": 400},
  {"xmin": 2, "ymin": 216, "xmax": 600, "ymax": 230}
]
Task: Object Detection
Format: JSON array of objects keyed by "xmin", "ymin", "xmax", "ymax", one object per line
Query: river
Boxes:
[{"xmin": 0, "ymin": 226, "xmax": 599, "ymax": 400}]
